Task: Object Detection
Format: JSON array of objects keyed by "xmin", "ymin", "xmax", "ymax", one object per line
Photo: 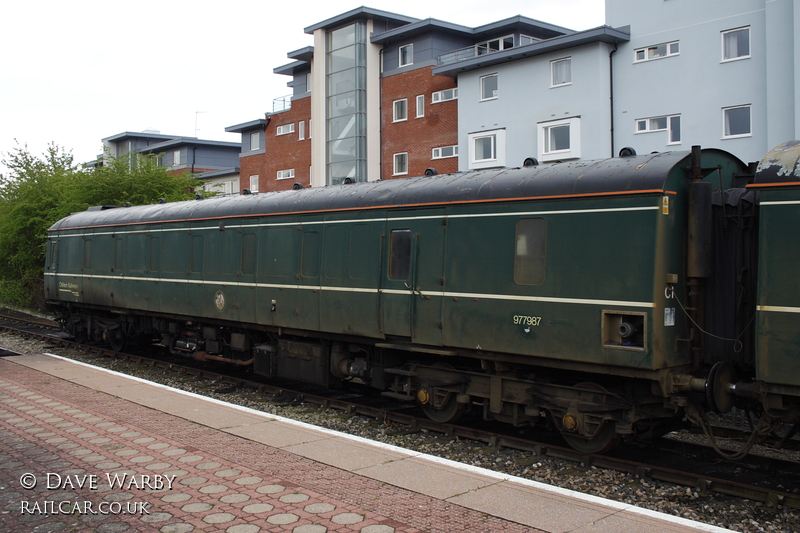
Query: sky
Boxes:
[{"xmin": 0, "ymin": 0, "xmax": 604, "ymax": 175}]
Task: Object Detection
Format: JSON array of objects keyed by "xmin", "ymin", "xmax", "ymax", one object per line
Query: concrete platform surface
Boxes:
[{"xmin": 0, "ymin": 353, "xmax": 733, "ymax": 533}]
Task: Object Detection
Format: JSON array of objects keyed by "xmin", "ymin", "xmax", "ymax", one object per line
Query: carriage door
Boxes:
[{"xmin": 381, "ymin": 209, "xmax": 446, "ymax": 345}]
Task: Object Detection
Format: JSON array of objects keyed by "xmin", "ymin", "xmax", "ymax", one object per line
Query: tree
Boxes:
[
  {"xmin": 73, "ymin": 150, "xmax": 200, "ymax": 208},
  {"xmin": 0, "ymin": 142, "xmax": 81, "ymax": 306},
  {"xmin": 0, "ymin": 143, "xmax": 203, "ymax": 308}
]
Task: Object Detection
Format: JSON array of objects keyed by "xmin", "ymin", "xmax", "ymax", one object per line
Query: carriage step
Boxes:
[
  {"xmin": 381, "ymin": 391, "xmax": 415, "ymax": 401},
  {"xmin": 383, "ymin": 368, "xmax": 417, "ymax": 377}
]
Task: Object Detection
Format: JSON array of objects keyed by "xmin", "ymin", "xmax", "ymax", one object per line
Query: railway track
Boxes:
[{"xmin": 2, "ymin": 312, "xmax": 800, "ymax": 512}]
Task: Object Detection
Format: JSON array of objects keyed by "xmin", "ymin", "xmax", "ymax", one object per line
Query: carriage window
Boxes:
[
  {"xmin": 149, "ymin": 237, "xmax": 160, "ymax": 272},
  {"xmin": 301, "ymin": 231, "xmax": 320, "ymax": 278},
  {"xmin": 48, "ymin": 241, "xmax": 58, "ymax": 269},
  {"xmin": 83, "ymin": 240, "xmax": 92, "ymax": 269},
  {"xmin": 241, "ymin": 233, "xmax": 256, "ymax": 275},
  {"xmin": 190, "ymin": 235, "xmax": 204, "ymax": 274},
  {"xmin": 126, "ymin": 234, "xmax": 148, "ymax": 272},
  {"xmin": 514, "ymin": 218, "xmax": 547, "ymax": 285},
  {"xmin": 389, "ymin": 229, "xmax": 411, "ymax": 280}
]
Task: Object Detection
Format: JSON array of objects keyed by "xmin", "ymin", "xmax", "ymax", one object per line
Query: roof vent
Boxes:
[
  {"xmin": 195, "ymin": 194, "xmax": 204, "ymax": 200},
  {"xmin": 292, "ymin": 182, "xmax": 304, "ymax": 190},
  {"xmin": 619, "ymin": 147, "xmax": 637, "ymax": 157},
  {"xmin": 242, "ymin": 188, "xmax": 252, "ymax": 195},
  {"xmin": 523, "ymin": 157, "xmax": 539, "ymax": 167},
  {"xmin": 343, "ymin": 177, "xmax": 355, "ymax": 184},
  {"xmin": 424, "ymin": 168, "xmax": 438, "ymax": 176}
]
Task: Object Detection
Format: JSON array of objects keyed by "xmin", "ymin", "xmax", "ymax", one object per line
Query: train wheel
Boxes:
[
  {"xmin": 108, "ymin": 332, "xmax": 127, "ymax": 352},
  {"xmin": 420, "ymin": 363, "xmax": 465, "ymax": 424},
  {"xmin": 561, "ymin": 421, "xmax": 618, "ymax": 454},
  {"xmin": 560, "ymin": 382, "xmax": 619, "ymax": 454},
  {"xmin": 421, "ymin": 393, "xmax": 464, "ymax": 424}
]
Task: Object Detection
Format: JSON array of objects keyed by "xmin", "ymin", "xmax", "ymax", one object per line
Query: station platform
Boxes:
[{"xmin": 0, "ymin": 352, "xmax": 732, "ymax": 533}]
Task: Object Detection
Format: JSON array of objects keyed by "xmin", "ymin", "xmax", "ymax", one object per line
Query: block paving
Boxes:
[{"xmin": 0, "ymin": 357, "xmax": 535, "ymax": 533}]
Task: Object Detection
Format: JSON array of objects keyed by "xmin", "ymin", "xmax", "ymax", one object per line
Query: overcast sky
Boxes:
[{"xmin": 0, "ymin": 0, "xmax": 604, "ymax": 174}]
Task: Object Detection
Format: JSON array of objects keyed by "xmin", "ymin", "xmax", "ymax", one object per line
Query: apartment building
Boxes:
[
  {"xmin": 101, "ymin": 131, "xmax": 241, "ymax": 194},
  {"xmin": 226, "ymin": 1, "xmax": 797, "ymax": 193}
]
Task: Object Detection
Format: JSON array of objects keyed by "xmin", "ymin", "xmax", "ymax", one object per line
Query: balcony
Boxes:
[
  {"xmin": 437, "ymin": 35, "xmax": 539, "ymax": 67},
  {"xmin": 273, "ymin": 95, "xmax": 292, "ymax": 113}
]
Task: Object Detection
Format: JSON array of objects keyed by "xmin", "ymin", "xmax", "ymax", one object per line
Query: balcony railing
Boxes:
[
  {"xmin": 437, "ymin": 36, "xmax": 539, "ymax": 67},
  {"xmin": 273, "ymin": 95, "xmax": 292, "ymax": 113},
  {"xmin": 438, "ymin": 45, "xmax": 501, "ymax": 66}
]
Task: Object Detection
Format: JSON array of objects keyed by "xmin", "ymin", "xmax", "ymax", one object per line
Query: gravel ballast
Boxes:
[{"xmin": 1, "ymin": 332, "xmax": 798, "ymax": 532}]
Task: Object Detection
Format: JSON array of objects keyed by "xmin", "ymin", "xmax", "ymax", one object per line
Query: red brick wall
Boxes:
[
  {"xmin": 239, "ymin": 97, "xmax": 312, "ymax": 194},
  {"xmin": 381, "ymin": 67, "xmax": 458, "ymax": 181}
]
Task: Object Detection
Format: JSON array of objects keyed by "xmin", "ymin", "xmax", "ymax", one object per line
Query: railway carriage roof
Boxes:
[{"xmin": 49, "ymin": 150, "xmax": 738, "ymax": 231}]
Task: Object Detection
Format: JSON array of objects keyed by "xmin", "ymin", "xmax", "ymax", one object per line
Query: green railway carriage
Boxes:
[
  {"xmin": 748, "ymin": 141, "xmax": 800, "ymax": 391},
  {"xmin": 46, "ymin": 145, "xmax": 799, "ymax": 453}
]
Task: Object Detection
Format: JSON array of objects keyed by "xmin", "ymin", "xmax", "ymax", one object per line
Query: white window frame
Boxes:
[
  {"xmin": 249, "ymin": 175, "xmax": 259, "ymax": 193},
  {"xmin": 393, "ymin": 99, "xmax": 408, "ymax": 122},
  {"xmin": 277, "ymin": 169, "xmax": 295, "ymax": 180},
  {"xmin": 399, "ymin": 43, "xmax": 413, "ymax": 67},
  {"xmin": 634, "ymin": 41, "xmax": 679, "ymax": 62},
  {"xmin": 416, "ymin": 95, "xmax": 424, "ymax": 118},
  {"xmin": 250, "ymin": 131, "xmax": 261, "ymax": 151},
  {"xmin": 276, "ymin": 123, "xmax": 295, "ymax": 136},
  {"xmin": 476, "ymin": 35, "xmax": 515, "ymax": 55},
  {"xmin": 172, "ymin": 150, "xmax": 181, "ymax": 166},
  {"xmin": 393, "ymin": 153, "xmax": 408, "ymax": 176},
  {"xmin": 298, "ymin": 121, "xmax": 305, "ymax": 141},
  {"xmin": 432, "ymin": 88, "xmax": 458, "ymax": 103},
  {"xmin": 550, "ymin": 57, "xmax": 571, "ymax": 87},
  {"xmin": 537, "ymin": 117, "xmax": 581, "ymax": 162},
  {"xmin": 721, "ymin": 27, "xmax": 750, "ymax": 62},
  {"xmin": 468, "ymin": 129, "xmax": 506, "ymax": 170},
  {"xmin": 432, "ymin": 145, "xmax": 458, "ymax": 159},
  {"xmin": 722, "ymin": 105, "xmax": 752, "ymax": 139},
  {"xmin": 480, "ymin": 74, "xmax": 498, "ymax": 101},
  {"xmin": 635, "ymin": 114, "xmax": 681, "ymax": 145}
]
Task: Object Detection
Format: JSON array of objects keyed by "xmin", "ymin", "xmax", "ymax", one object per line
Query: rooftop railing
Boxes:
[{"xmin": 273, "ymin": 95, "xmax": 292, "ymax": 113}]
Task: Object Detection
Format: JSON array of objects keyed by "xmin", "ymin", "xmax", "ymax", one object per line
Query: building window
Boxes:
[
  {"xmin": 276, "ymin": 123, "xmax": 295, "ymax": 136},
  {"xmin": 277, "ymin": 169, "xmax": 295, "ymax": 180},
  {"xmin": 477, "ymin": 35, "xmax": 514, "ymax": 55},
  {"xmin": 723, "ymin": 105, "xmax": 751, "ymax": 138},
  {"xmin": 480, "ymin": 74, "xmax": 498, "ymax": 100},
  {"xmin": 399, "ymin": 44, "xmax": 413, "ymax": 67},
  {"xmin": 393, "ymin": 153, "xmax": 408, "ymax": 175},
  {"xmin": 551, "ymin": 57, "xmax": 571, "ymax": 87},
  {"xmin": 250, "ymin": 132, "xmax": 261, "ymax": 151},
  {"xmin": 298, "ymin": 121, "xmax": 305, "ymax": 140},
  {"xmin": 393, "ymin": 99, "xmax": 408, "ymax": 122},
  {"xmin": 722, "ymin": 27, "xmax": 750, "ymax": 61},
  {"xmin": 249, "ymin": 175, "xmax": 259, "ymax": 193},
  {"xmin": 636, "ymin": 114, "xmax": 681, "ymax": 144},
  {"xmin": 468, "ymin": 129, "xmax": 505, "ymax": 169},
  {"xmin": 173, "ymin": 150, "xmax": 180, "ymax": 166},
  {"xmin": 538, "ymin": 117, "xmax": 581, "ymax": 162},
  {"xmin": 416, "ymin": 95, "xmax": 424, "ymax": 118},
  {"xmin": 432, "ymin": 145, "xmax": 458, "ymax": 159},
  {"xmin": 432, "ymin": 88, "xmax": 458, "ymax": 103},
  {"xmin": 635, "ymin": 41, "xmax": 679, "ymax": 62},
  {"xmin": 306, "ymin": 72, "xmax": 312, "ymax": 92},
  {"xmin": 669, "ymin": 115, "xmax": 681, "ymax": 144}
]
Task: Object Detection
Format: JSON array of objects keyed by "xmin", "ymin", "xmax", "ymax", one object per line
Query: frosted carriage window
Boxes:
[
  {"xmin": 514, "ymin": 218, "xmax": 547, "ymax": 285},
  {"xmin": 389, "ymin": 229, "xmax": 411, "ymax": 280}
]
